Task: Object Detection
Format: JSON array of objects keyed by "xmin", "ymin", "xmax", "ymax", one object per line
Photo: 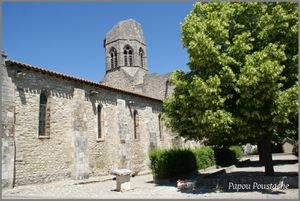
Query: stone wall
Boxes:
[
  {"xmin": 142, "ymin": 73, "xmax": 172, "ymax": 100},
  {"xmin": 1, "ymin": 53, "xmax": 16, "ymax": 189},
  {"xmin": 72, "ymin": 88, "xmax": 90, "ymax": 180},
  {"xmin": 105, "ymin": 40, "xmax": 147, "ymax": 71},
  {"xmin": 101, "ymin": 67, "xmax": 147, "ymax": 94},
  {"xmin": 104, "ymin": 19, "xmax": 148, "ymax": 71},
  {"xmin": 102, "ymin": 69, "xmax": 173, "ymax": 101},
  {"xmin": 3, "ymin": 62, "xmax": 187, "ymax": 186},
  {"xmin": 12, "ymin": 67, "xmax": 74, "ymax": 186}
]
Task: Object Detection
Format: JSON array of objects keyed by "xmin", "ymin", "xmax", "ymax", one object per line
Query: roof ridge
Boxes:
[{"xmin": 6, "ymin": 59, "xmax": 163, "ymax": 102}]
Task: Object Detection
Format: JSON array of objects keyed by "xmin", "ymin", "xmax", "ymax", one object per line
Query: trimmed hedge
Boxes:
[
  {"xmin": 214, "ymin": 147, "xmax": 236, "ymax": 166},
  {"xmin": 192, "ymin": 146, "xmax": 215, "ymax": 169},
  {"xmin": 149, "ymin": 146, "xmax": 215, "ymax": 179},
  {"xmin": 214, "ymin": 145, "xmax": 243, "ymax": 166},
  {"xmin": 149, "ymin": 145, "xmax": 243, "ymax": 179},
  {"xmin": 229, "ymin": 145, "xmax": 244, "ymax": 158},
  {"xmin": 149, "ymin": 148, "xmax": 197, "ymax": 179}
]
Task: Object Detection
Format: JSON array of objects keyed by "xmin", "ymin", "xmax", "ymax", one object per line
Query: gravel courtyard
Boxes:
[{"xmin": 2, "ymin": 154, "xmax": 298, "ymax": 199}]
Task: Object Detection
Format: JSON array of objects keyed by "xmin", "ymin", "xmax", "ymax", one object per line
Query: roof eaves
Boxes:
[{"xmin": 6, "ymin": 59, "xmax": 163, "ymax": 103}]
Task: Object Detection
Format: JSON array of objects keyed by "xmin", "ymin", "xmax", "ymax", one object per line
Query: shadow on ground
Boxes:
[
  {"xmin": 236, "ymin": 159, "xmax": 298, "ymax": 168},
  {"xmin": 150, "ymin": 157, "xmax": 298, "ymax": 195}
]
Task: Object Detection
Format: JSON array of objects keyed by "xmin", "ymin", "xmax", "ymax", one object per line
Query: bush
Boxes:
[
  {"xmin": 271, "ymin": 142, "xmax": 283, "ymax": 153},
  {"xmin": 229, "ymin": 145, "xmax": 244, "ymax": 158},
  {"xmin": 214, "ymin": 145, "xmax": 243, "ymax": 167},
  {"xmin": 149, "ymin": 148, "xmax": 197, "ymax": 179},
  {"xmin": 292, "ymin": 142, "xmax": 298, "ymax": 156},
  {"xmin": 149, "ymin": 146, "xmax": 217, "ymax": 179},
  {"xmin": 214, "ymin": 147, "xmax": 236, "ymax": 167},
  {"xmin": 192, "ymin": 146, "xmax": 215, "ymax": 169}
]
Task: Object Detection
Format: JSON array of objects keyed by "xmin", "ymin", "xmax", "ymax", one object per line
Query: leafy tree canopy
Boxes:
[{"xmin": 162, "ymin": 2, "xmax": 298, "ymax": 146}]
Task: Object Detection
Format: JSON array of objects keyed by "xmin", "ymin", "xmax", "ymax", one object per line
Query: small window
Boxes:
[
  {"xmin": 124, "ymin": 45, "xmax": 133, "ymax": 66},
  {"xmin": 97, "ymin": 104, "xmax": 104, "ymax": 140},
  {"xmin": 133, "ymin": 110, "xmax": 139, "ymax": 139},
  {"xmin": 38, "ymin": 91, "xmax": 50, "ymax": 137},
  {"xmin": 110, "ymin": 48, "xmax": 117, "ymax": 68},
  {"xmin": 139, "ymin": 48, "xmax": 144, "ymax": 67},
  {"xmin": 158, "ymin": 114, "xmax": 163, "ymax": 140},
  {"xmin": 165, "ymin": 80, "xmax": 170, "ymax": 98}
]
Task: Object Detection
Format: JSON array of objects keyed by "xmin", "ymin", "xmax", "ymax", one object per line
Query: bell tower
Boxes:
[{"xmin": 104, "ymin": 19, "xmax": 148, "ymax": 73}]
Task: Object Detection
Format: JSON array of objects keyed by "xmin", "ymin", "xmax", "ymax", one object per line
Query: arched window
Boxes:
[
  {"xmin": 124, "ymin": 46, "xmax": 133, "ymax": 66},
  {"xmin": 38, "ymin": 91, "xmax": 49, "ymax": 136},
  {"xmin": 139, "ymin": 48, "xmax": 144, "ymax": 67},
  {"xmin": 110, "ymin": 48, "xmax": 117, "ymax": 68},
  {"xmin": 133, "ymin": 110, "xmax": 139, "ymax": 139},
  {"xmin": 97, "ymin": 104, "xmax": 103, "ymax": 139},
  {"xmin": 158, "ymin": 114, "xmax": 163, "ymax": 140}
]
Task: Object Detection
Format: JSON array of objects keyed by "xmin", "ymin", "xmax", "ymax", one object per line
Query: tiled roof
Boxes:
[{"xmin": 6, "ymin": 59, "xmax": 163, "ymax": 102}]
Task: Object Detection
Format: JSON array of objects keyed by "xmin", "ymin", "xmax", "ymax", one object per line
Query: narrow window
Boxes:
[
  {"xmin": 97, "ymin": 105, "xmax": 102, "ymax": 139},
  {"xmin": 110, "ymin": 48, "xmax": 117, "ymax": 68},
  {"xmin": 110, "ymin": 52, "xmax": 114, "ymax": 68},
  {"xmin": 158, "ymin": 114, "xmax": 163, "ymax": 140},
  {"xmin": 129, "ymin": 49, "xmax": 133, "ymax": 66},
  {"xmin": 124, "ymin": 46, "xmax": 133, "ymax": 66},
  {"xmin": 124, "ymin": 53, "xmax": 128, "ymax": 66},
  {"xmin": 165, "ymin": 80, "xmax": 170, "ymax": 98},
  {"xmin": 139, "ymin": 48, "xmax": 144, "ymax": 67},
  {"xmin": 38, "ymin": 91, "xmax": 48, "ymax": 136},
  {"xmin": 114, "ymin": 53, "xmax": 117, "ymax": 68},
  {"xmin": 133, "ymin": 110, "xmax": 139, "ymax": 139}
]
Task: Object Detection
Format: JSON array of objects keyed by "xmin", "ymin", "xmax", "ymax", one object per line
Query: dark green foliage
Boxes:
[
  {"xmin": 214, "ymin": 146, "xmax": 243, "ymax": 166},
  {"xmin": 214, "ymin": 147, "xmax": 237, "ymax": 167},
  {"xmin": 250, "ymin": 148, "xmax": 258, "ymax": 155},
  {"xmin": 149, "ymin": 146, "xmax": 216, "ymax": 179},
  {"xmin": 271, "ymin": 142, "xmax": 283, "ymax": 153},
  {"xmin": 229, "ymin": 145, "xmax": 244, "ymax": 158},
  {"xmin": 292, "ymin": 142, "xmax": 298, "ymax": 156},
  {"xmin": 192, "ymin": 146, "xmax": 215, "ymax": 169},
  {"xmin": 149, "ymin": 148, "xmax": 197, "ymax": 179}
]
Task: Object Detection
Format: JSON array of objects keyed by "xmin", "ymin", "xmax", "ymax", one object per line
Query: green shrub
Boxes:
[
  {"xmin": 149, "ymin": 148, "xmax": 197, "ymax": 179},
  {"xmin": 293, "ymin": 142, "xmax": 298, "ymax": 156},
  {"xmin": 149, "ymin": 146, "xmax": 217, "ymax": 179},
  {"xmin": 229, "ymin": 145, "xmax": 244, "ymax": 158},
  {"xmin": 214, "ymin": 147, "xmax": 236, "ymax": 166},
  {"xmin": 192, "ymin": 146, "xmax": 215, "ymax": 169},
  {"xmin": 214, "ymin": 145, "xmax": 243, "ymax": 166}
]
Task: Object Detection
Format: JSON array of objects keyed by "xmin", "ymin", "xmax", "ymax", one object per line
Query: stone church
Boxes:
[{"xmin": 1, "ymin": 19, "xmax": 197, "ymax": 188}]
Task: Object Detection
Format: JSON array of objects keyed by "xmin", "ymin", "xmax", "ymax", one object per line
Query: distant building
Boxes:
[{"xmin": 282, "ymin": 137, "xmax": 295, "ymax": 154}]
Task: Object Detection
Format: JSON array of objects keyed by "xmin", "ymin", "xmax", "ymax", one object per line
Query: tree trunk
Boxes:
[
  {"xmin": 257, "ymin": 140, "xmax": 265, "ymax": 163},
  {"xmin": 261, "ymin": 132, "xmax": 274, "ymax": 176}
]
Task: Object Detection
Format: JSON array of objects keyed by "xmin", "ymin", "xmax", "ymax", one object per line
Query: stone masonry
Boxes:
[
  {"xmin": 1, "ymin": 19, "xmax": 199, "ymax": 188},
  {"xmin": 101, "ymin": 19, "xmax": 172, "ymax": 100},
  {"xmin": 1, "ymin": 52, "xmax": 16, "ymax": 189}
]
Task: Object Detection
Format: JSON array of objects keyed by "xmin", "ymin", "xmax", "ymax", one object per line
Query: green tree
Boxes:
[{"xmin": 162, "ymin": 2, "xmax": 298, "ymax": 176}]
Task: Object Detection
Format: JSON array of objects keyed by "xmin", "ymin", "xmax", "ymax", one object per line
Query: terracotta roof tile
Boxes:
[{"xmin": 6, "ymin": 59, "xmax": 163, "ymax": 102}]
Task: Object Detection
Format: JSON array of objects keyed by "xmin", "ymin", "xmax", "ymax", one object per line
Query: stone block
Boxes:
[{"xmin": 111, "ymin": 169, "xmax": 132, "ymax": 192}]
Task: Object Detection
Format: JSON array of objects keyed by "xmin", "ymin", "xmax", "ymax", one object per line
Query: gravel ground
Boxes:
[{"xmin": 2, "ymin": 154, "xmax": 298, "ymax": 199}]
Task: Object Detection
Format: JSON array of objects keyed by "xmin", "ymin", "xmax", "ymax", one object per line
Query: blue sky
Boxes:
[{"xmin": 3, "ymin": 2, "xmax": 196, "ymax": 82}]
